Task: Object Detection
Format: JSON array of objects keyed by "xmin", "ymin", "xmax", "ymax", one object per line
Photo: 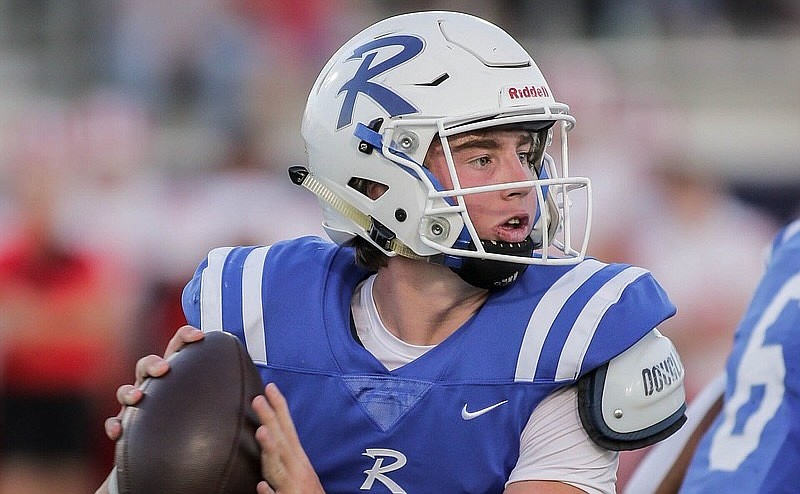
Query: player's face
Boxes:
[{"xmin": 424, "ymin": 129, "xmax": 538, "ymax": 243}]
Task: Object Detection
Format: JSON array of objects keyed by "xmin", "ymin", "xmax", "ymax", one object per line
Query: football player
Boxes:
[
  {"xmin": 679, "ymin": 218, "xmax": 800, "ymax": 493},
  {"xmin": 99, "ymin": 11, "xmax": 686, "ymax": 494}
]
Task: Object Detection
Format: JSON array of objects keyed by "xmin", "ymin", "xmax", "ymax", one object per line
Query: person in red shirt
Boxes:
[{"xmin": 0, "ymin": 161, "xmax": 131, "ymax": 494}]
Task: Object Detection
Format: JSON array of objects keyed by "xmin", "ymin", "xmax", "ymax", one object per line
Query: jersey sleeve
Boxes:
[
  {"xmin": 180, "ymin": 245, "xmax": 269, "ymax": 357},
  {"xmin": 181, "ymin": 246, "xmax": 250, "ymax": 335},
  {"xmin": 576, "ymin": 268, "xmax": 676, "ymax": 378},
  {"xmin": 179, "ymin": 237, "xmax": 350, "ymax": 368},
  {"xmin": 509, "ymin": 261, "xmax": 676, "ymax": 387},
  {"xmin": 181, "ymin": 256, "xmax": 207, "ymax": 329}
]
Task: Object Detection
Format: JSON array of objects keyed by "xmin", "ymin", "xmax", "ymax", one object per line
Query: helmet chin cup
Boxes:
[{"xmin": 444, "ymin": 238, "xmax": 535, "ymax": 290}]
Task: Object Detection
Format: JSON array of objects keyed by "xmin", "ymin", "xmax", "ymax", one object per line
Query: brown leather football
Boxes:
[{"xmin": 114, "ymin": 330, "xmax": 264, "ymax": 493}]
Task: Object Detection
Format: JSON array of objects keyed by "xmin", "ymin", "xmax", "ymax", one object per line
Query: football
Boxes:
[{"xmin": 114, "ymin": 330, "xmax": 264, "ymax": 493}]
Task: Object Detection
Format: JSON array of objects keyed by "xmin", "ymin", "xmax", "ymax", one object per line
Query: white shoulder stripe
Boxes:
[
  {"xmin": 200, "ymin": 246, "xmax": 234, "ymax": 332},
  {"xmin": 242, "ymin": 246, "xmax": 270, "ymax": 365},
  {"xmin": 514, "ymin": 259, "xmax": 606, "ymax": 381},
  {"xmin": 555, "ymin": 266, "xmax": 648, "ymax": 381},
  {"xmin": 782, "ymin": 219, "xmax": 800, "ymax": 244}
]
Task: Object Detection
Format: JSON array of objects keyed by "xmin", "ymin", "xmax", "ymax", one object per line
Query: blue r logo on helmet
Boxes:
[{"xmin": 337, "ymin": 35, "xmax": 423, "ymax": 129}]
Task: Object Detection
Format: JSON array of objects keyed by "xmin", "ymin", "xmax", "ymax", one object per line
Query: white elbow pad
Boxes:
[{"xmin": 577, "ymin": 329, "xmax": 687, "ymax": 451}]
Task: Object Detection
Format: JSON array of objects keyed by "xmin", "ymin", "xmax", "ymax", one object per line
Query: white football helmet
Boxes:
[{"xmin": 297, "ymin": 11, "xmax": 591, "ymax": 282}]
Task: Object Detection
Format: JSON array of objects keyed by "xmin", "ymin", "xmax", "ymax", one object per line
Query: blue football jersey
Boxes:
[
  {"xmin": 680, "ymin": 220, "xmax": 800, "ymax": 493},
  {"xmin": 182, "ymin": 236, "xmax": 675, "ymax": 493}
]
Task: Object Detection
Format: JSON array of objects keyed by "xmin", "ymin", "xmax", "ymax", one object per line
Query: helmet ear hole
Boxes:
[{"xmin": 348, "ymin": 177, "xmax": 389, "ymax": 200}]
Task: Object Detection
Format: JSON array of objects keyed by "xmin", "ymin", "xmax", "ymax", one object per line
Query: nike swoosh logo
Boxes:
[{"xmin": 461, "ymin": 400, "xmax": 509, "ymax": 420}]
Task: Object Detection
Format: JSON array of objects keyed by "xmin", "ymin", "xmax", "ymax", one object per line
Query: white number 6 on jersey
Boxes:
[{"xmin": 709, "ymin": 272, "xmax": 800, "ymax": 471}]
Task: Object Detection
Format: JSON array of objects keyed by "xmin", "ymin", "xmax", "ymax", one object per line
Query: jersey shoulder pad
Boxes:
[{"xmin": 577, "ymin": 329, "xmax": 687, "ymax": 451}]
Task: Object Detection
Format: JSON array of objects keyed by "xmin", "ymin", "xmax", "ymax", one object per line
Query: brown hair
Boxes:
[
  {"xmin": 347, "ymin": 176, "xmax": 390, "ymax": 271},
  {"xmin": 353, "ymin": 235, "xmax": 389, "ymax": 271}
]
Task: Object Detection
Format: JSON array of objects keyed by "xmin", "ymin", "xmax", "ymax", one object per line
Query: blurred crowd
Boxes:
[{"xmin": 0, "ymin": 1, "xmax": 798, "ymax": 493}]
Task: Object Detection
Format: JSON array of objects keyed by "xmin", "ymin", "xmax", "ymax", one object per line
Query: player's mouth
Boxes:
[{"xmin": 495, "ymin": 214, "xmax": 531, "ymax": 243}]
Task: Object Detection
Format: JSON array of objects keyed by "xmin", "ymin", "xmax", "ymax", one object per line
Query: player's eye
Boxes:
[
  {"xmin": 468, "ymin": 156, "xmax": 492, "ymax": 169},
  {"xmin": 518, "ymin": 151, "xmax": 536, "ymax": 169}
]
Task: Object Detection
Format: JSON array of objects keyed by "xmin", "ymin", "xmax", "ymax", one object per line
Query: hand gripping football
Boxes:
[{"xmin": 114, "ymin": 330, "xmax": 264, "ymax": 493}]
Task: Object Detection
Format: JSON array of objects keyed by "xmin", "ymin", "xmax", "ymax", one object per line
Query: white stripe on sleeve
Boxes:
[
  {"xmin": 515, "ymin": 260, "xmax": 605, "ymax": 382},
  {"xmin": 241, "ymin": 246, "xmax": 270, "ymax": 364},
  {"xmin": 200, "ymin": 246, "xmax": 234, "ymax": 332},
  {"xmin": 555, "ymin": 266, "xmax": 648, "ymax": 381}
]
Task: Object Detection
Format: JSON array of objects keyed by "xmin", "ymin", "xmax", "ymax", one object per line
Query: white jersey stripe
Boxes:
[
  {"xmin": 514, "ymin": 259, "xmax": 605, "ymax": 382},
  {"xmin": 200, "ymin": 246, "xmax": 234, "ymax": 332},
  {"xmin": 782, "ymin": 219, "xmax": 800, "ymax": 244},
  {"xmin": 242, "ymin": 246, "xmax": 270, "ymax": 365},
  {"xmin": 555, "ymin": 266, "xmax": 648, "ymax": 381}
]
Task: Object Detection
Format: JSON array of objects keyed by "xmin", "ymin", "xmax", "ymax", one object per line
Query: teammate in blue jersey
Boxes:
[
  {"xmin": 676, "ymin": 218, "xmax": 800, "ymax": 493},
  {"xmin": 98, "ymin": 11, "xmax": 686, "ymax": 494}
]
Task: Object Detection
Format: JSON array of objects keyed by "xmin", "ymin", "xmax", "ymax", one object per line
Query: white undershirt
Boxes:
[{"xmin": 352, "ymin": 274, "xmax": 618, "ymax": 494}]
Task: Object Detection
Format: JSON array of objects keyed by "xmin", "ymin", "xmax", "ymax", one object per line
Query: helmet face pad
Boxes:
[{"xmin": 300, "ymin": 11, "xmax": 592, "ymax": 276}]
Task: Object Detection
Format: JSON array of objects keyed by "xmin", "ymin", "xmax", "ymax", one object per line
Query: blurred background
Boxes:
[{"xmin": 0, "ymin": 1, "xmax": 797, "ymax": 492}]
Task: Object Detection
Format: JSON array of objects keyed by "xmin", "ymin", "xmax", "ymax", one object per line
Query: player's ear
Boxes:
[
  {"xmin": 366, "ymin": 181, "xmax": 388, "ymax": 200},
  {"xmin": 348, "ymin": 177, "xmax": 388, "ymax": 201}
]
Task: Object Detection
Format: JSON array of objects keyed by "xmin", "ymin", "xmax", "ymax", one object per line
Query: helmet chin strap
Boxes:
[
  {"xmin": 441, "ymin": 237, "xmax": 535, "ymax": 290},
  {"xmin": 288, "ymin": 165, "xmax": 539, "ymax": 290},
  {"xmin": 288, "ymin": 165, "xmax": 423, "ymax": 259}
]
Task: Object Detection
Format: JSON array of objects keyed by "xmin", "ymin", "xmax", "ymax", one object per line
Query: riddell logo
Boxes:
[{"xmin": 507, "ymin": 85, "xmax": 549, "ymax": 99}]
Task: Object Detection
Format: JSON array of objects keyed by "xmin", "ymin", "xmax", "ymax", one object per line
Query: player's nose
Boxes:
[{"xmin": 499, "ymin": 153, "xmax": 534, "ymax": 197}]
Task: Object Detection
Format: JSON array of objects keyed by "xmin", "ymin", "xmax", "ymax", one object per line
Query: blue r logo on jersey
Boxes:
[{"xmin": 337, "ymin": 35, "xmax": 423, "ymax": 129}]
